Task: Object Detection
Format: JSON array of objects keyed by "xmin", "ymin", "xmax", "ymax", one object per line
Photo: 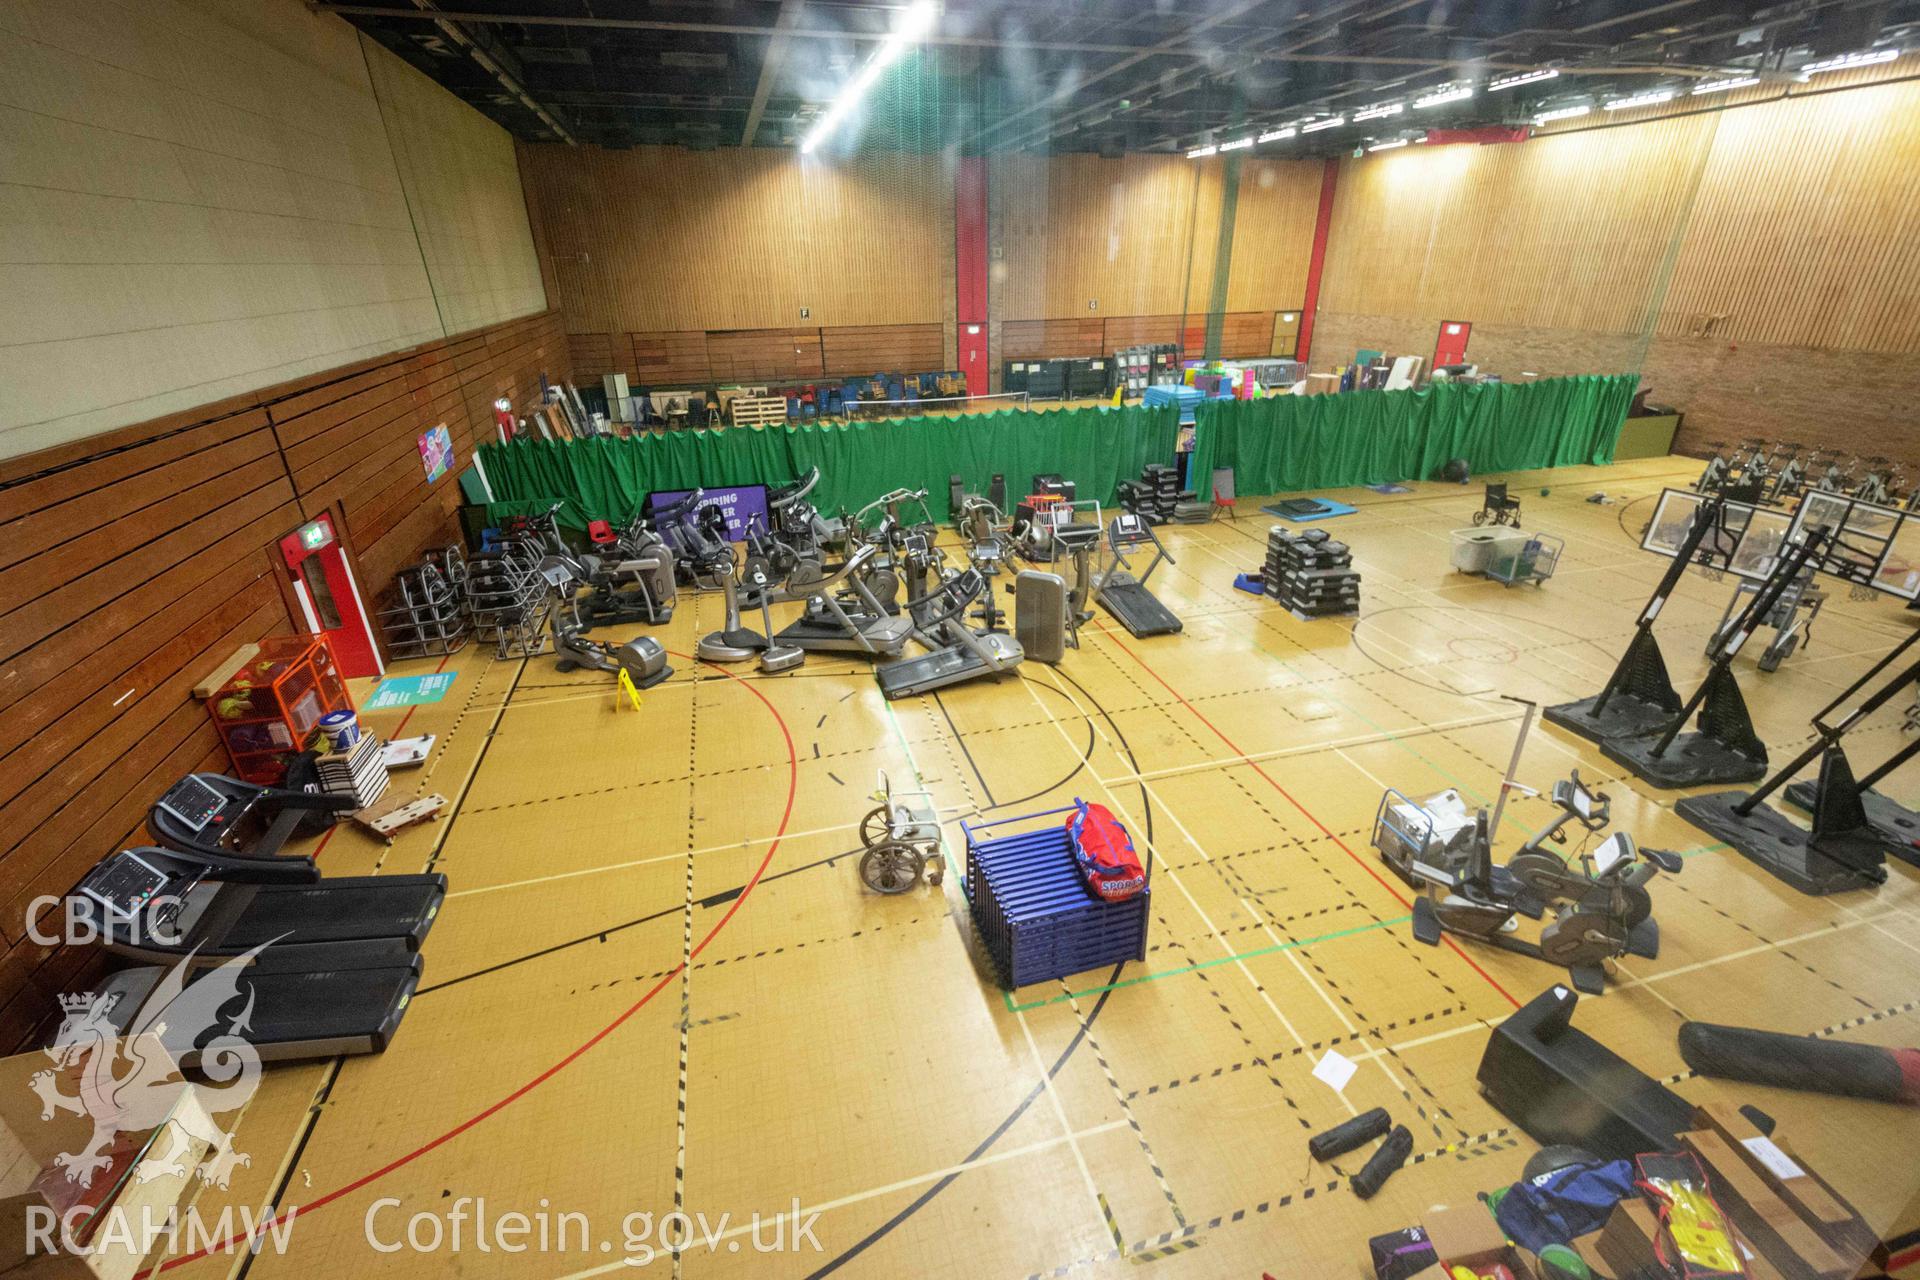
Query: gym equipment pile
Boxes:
[{"xmin": 1263, "ymin": 526, "xmax": 1361, "ymax": 617}]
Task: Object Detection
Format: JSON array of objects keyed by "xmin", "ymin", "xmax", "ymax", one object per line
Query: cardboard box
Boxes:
[
  {"xmin": 1682, "ymin": 1130, "xmax": 1850, "ymax": 1279},
  {"xmin": 1690, "ymin": 1106, "xmax": 1876, "ymax": 1265},
  {"xmin": 1406, "ymin": 1205, "xmax": 1538, "ymax": 1280}
]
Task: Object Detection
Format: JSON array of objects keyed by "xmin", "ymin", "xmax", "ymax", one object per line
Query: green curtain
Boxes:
[
  {"xmin": 476, "ymin": 403, "xmax": 1180, "ymax": 528},
  {"xmin": 1189, "ymin": 373, "xmax": 1638, "ymax": 498}
]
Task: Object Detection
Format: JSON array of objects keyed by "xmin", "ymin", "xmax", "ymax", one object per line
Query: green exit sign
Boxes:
[{"xmin": 299, "ymin": 520, "xmax": 330, "ymax": 550}]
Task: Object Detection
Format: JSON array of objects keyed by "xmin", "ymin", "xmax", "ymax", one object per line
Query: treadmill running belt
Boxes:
[{"xmin": 223, "ymin": 877, "xmax": 445, "ymax": 952}]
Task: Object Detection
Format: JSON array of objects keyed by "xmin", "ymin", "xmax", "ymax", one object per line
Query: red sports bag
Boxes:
[{"xmin": 1066, "ymin": 799, "xmax": 1145, "ymax": 902}]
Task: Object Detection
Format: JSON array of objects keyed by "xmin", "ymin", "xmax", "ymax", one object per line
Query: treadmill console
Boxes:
[
  {"xmin": 1112, "ymin": 514, "xmax": 1149, "ymax": 543},
  {"xmin": 155, "ymin": 775, "xmax": 227, "ymax": 834},
  {"xmin": 75, "ymin": 849, "xmax": 199, "ymax": 936}
]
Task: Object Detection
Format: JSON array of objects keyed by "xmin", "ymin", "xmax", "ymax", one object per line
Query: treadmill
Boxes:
[
  {"xmin": 63, "ymin": 841, "xmax": 437, "ymax": 1064},
  {"xmin": 1095, "ymin": 514, "xmax": 1183, "ymax": 637},
  {"xmin": 876, "ymin": 570, "xmax": 1024, "ymax": 700},
  {"xmin": 773, "ymin": 542, "xmax": 914, "ymax": 657}
]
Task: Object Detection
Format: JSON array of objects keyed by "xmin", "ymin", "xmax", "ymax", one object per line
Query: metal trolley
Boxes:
[{"xmin": 1486, "ymin": 532, "xmax": 1565, "ymax": 588}]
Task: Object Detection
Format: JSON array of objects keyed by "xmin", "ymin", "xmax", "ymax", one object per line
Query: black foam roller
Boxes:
[
  {"xmin": 1308, "ymin": 1107, "xmax": 1391, "ymax": 1162},
  {"xmin": 1678, "ymin": 1022, "xmax": 1920, "ymax": 1106},
  {"xmin": 1350, "ymin": 1125, "xmax": 1414, "ymax": 1200}
]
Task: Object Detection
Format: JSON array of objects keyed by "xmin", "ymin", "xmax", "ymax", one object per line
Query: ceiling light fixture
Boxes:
[
  {"xmin": 1219, "ymin": 136, "xmax": 1254, "ymax": 151},
  {"xmin": 1489, "ymin": 69, "xmax": 1558, "ymax": 91},
  {"xmin": 1532, "ymin": 103, "xmax": 1592, "ymax": 123},
  {"xmin": 1602, "ymin": 89, "xmax": 1675, "ymax": 111},
  {"xmin": 1187, "ymin": 144, "xmax": 1218, "ymax": 159},
  {"xmin": 1691, "ymin": 76, "xmax": 1759, "ymax": 94},
  {"xmin": 1801, "ymin": 48, "xmax": 1898, "ymax": 75},
  {"xmin": 1300, "ymin": 116, "xmax": 1346, "ymax": 133},
  {"xmin": 1367, "ymin": 138, "xmax": 1409, "ymax": 151},
  {"xmin": 1257, "ymin": 127, "xmax": 1297, "ymax": 143},
  {"xmin": 1414, "ymin": 84, "xmax": 1475, "ymax": 108},
  {"xmin": 799, "ymin": 0, "xmax": 939, "ymax": 154},
  {"xmin": 1352, "ymin": 102, "xmax": 1405, "ymax": 121}
]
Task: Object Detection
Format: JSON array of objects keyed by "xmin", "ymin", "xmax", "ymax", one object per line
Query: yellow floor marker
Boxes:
[{"xmin": 616, "ymin": 666, "xmax": 643, "ymax": 710}]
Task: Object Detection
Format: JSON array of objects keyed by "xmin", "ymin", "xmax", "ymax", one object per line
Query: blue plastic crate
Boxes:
[{"xmin": 962, "ymin": 807, "xmax": 1150, "ymax": 989}]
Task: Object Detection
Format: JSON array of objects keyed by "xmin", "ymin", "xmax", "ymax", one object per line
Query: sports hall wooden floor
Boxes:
[{"xmin": 153, "ymin": 455, "xmax": 1920, "ymax": 1278}]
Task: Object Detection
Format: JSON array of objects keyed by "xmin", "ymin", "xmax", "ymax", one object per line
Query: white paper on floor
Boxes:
[{"xmin": 1312, "ymin": 1048, "xmax": 1358, "ymax": 1094}]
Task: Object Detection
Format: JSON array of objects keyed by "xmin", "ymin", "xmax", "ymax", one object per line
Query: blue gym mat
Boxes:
[{"xmin": 1259, "ymin": 498, "xmax": 1357, "ymax": 522}]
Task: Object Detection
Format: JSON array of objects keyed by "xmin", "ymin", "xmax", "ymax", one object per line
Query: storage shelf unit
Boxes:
[{"xmin": 205, "ymin": 634, "xmax": 353, "ymax": 784}]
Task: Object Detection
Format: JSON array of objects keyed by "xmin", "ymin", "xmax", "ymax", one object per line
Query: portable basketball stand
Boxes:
[
  {"xmin": 1544, "ymin": 492, "xmax": 1727, "ymax": 744},
  {"xmin": 1677, "ymin": 628, "xmax": 1920, "ymax": 894},
  {"xmin": 1601, "ymin": 530, "xmax": 1827, "ymax": 789}
]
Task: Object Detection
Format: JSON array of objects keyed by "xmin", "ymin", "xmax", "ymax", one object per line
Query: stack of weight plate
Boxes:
[{"xmin": 1263, "ymin": 526, "xmax": 1361, "ymax": 618}]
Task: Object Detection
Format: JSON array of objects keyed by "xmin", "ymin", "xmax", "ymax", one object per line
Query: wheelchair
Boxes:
[{"xmin": 1472, "ymin": 482, "xmax": 1523, "ymax": 527}]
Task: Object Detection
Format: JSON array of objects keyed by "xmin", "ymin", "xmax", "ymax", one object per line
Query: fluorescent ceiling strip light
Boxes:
[
  {"xmin": 1603, "ymin": 90, "xmax": 1675, "ymax": 111},
  {"xmin": 1802, "ymin": 48, "xmax": 1898, "ymax": 74},
  {"xmin": 1532, "ymin": 104, "xmax": 1591, "ymax": 123},
  {"xmin": 1367, "ymin": 138, "xmax": 1409, "ymax": 152},
  {"xmin": 799, "ymin": 1, "xmax": 938, "ymax": 153},
  {"xmin": 1187, "ymin": 145, "xmax": 1218, "ymax": 159},
  {"xmin": 1257, "ymin": 127, "xmax": 1297, "ymax": 142},
  {"xmin": 1414, "ymin": 85, "xmax": 1474, "ymax": 108},
  {"xmin": 1352, "ymin": 102, "xmax": 1404, "ymax": 121},
  {"xmin": 1300, "ymin": 116, "xmax": 1345, "ymax": 133},
  {"xmin": 1219, "ymin": 136, "xmax": 1254, "ymax": 150},
  {"xmin": 1691, "ymin": 76, "xmax": 1759, "ymax": 94},
  {"xmin": 1490, "ymin": 69, "xmax": 1558, "ymax": 91}
]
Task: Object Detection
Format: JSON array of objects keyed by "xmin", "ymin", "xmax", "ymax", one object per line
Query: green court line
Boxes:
[{"xmin": 1001, "ymin": 914, "xmax": 1413, "ymax": 1012}]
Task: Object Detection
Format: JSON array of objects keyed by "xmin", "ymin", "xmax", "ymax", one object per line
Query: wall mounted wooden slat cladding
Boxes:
[
  {"xmin": 1003, "ymin": 319, "xmax": 1106, "ymax": 361},
  {"xmin": 821, "ymin": 325, "xmax": 946, "ymax": 376},
  {"xmin": 518, "ymin": 143, "xmax": 950, "ymax": 332},
  {"xmin": 0, "ymin": 307, "xmax": 568, "ymax": 1046}
]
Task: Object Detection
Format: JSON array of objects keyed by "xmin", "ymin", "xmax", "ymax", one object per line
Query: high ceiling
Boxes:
[{"xmin": 324, "ymin": 0, "xmax": 1918, "ymax": 155}]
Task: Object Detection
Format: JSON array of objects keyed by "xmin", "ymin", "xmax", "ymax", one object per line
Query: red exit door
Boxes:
[
  {"xmin": 1433, "ymin": 320, "xmax": 1472, "ymax": 371},
  {"xmin": 277, "ymin": 513, "xmax": 384, "ymax": 679}
]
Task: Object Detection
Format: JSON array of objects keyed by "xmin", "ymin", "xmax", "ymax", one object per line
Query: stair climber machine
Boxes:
[
  {"xmin": 653, "ymin": 490, "xmax": 733, "ymax": 590},
  {"xmin": 759, "ymin": 467, "xmax": 846, "ymax": 591},
  {"xmin": 56, "ymin": 773, "xmax": 449, "ymax": 1062},
  {"xmin": 1094, "ymin": 513, "xmax": 1183, "ymax": 637}
]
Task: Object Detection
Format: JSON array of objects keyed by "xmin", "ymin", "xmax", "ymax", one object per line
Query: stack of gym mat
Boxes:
[
  {"xmin": 1116, "ymin": 463, "xmax": 1185, "ymax": 525},
  {"xmin": 964, "ymin": 813, "xmax": 1150, "ymax": 989},
  {"xmin": 1263, "ymin": 526, "xmax": 1361, "ymax": 618},
  {"xmin": 314, "ymin": 734, "xmax": 390, "ymax": 810}
]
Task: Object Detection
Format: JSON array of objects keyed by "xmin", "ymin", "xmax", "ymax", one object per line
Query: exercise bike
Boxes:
[{"xmin": 1410, "ymin": 773, "xmax": 1681, "ymax": 995}]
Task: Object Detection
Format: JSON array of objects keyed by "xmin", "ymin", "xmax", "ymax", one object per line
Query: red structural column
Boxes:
[
  {"xmin": 1295, "ymin": 158, "xmax": 1339, "ymax": 367},
  {"xmin": 954, "ymin": 155, "xmax": 989, "ymax": 394}
]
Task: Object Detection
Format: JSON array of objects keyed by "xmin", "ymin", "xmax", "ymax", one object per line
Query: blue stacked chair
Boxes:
[{"xmin": 961, "ymin": 807, "xmax": 1150, "ymax": 989}]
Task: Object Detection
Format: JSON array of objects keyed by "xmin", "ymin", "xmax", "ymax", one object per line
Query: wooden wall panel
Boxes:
[
  {"xmin": 0, "ymin": 307, "xmax": 569, "ymax": 1046},
  {"xmin": 1101, "ymin": 315, "xmax": 1181, "ymax": 352},
  {"xmin": 1657, "ymin": 77, "xmax": 1920, "ymax": 352},
  {"xmin": 518, "ymin": 144, "xmax": 950, "ymax": 332},
  {"xmin": 822, "ymin": 325, "xmax": 946, "ymax": 376},
  {"xmin": 1002, "ymin": 319, "xmax": 1106, "ymax": 361},
  {"xmin": 569, "ymin": 334, "xmax": 615, "ymax": 381},
  {"xmin": 630, "ymin": 332, "xmax": 714, "ymax": 387},
  {"xmin": 706, "ymin": 330, "xmax": 824, "ymax": 383},
  {"xmin": 1225, "ymin": 160, "xmax": 1323, "ymax": 313},
  {"xmin": 993, "ymin": 154, "xmax": 1226, "ymax": 322},
  {"xmin": 1319, "ymin": 113, "xmax": 1718, "ymax": 334}
]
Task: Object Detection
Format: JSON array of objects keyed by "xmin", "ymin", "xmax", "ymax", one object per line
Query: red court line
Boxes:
[
  {"xmin": 163, "ymin": 654, "xmax": 798, "ymax": 1269},
  {"xmin": 1098, "ymin": 629, "xmax": 1523, "ymax": 1010}
]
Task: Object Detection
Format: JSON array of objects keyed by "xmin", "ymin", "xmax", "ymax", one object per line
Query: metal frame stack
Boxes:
[
  {"xmin": 465, "ymin": 539, "xmax": 552, "ymax": 658},
  {"xmin": 379, "ymin": 552, "xmax": 469, "ymax": 660}
]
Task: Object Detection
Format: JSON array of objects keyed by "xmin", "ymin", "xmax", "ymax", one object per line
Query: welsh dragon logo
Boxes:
[{"xmin": 30, "ymin": 948, "xmax": 264, "ymax": 1190}]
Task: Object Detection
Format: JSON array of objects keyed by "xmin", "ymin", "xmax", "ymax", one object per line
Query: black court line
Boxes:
[
  {"xmin": 932, "ymin": 688, "xmax": 997, "ymax": 806},
  {"xmin": 425, "ymin": 658, "xmax": 531, "ymax": 873},
  {"xmin": 413, "ymin": 847, "xmax": 860, "ymax": 996}
]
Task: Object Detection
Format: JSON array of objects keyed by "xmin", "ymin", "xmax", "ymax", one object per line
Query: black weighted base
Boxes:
[
  {"xmin": 1542, "ymin": 693, "xmax": 1677, "ymax": 746},
  {"xmin": 1674, "ymin": 791, "xmax": 1890, "ymax": 895},
  {"xmin": 1782, "ymin": 781, "xmax": 1920, "ymax": 871},
  {"xmin": 1602, "ymin": 730, "xmax": 1766, "ymax": 789}
]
